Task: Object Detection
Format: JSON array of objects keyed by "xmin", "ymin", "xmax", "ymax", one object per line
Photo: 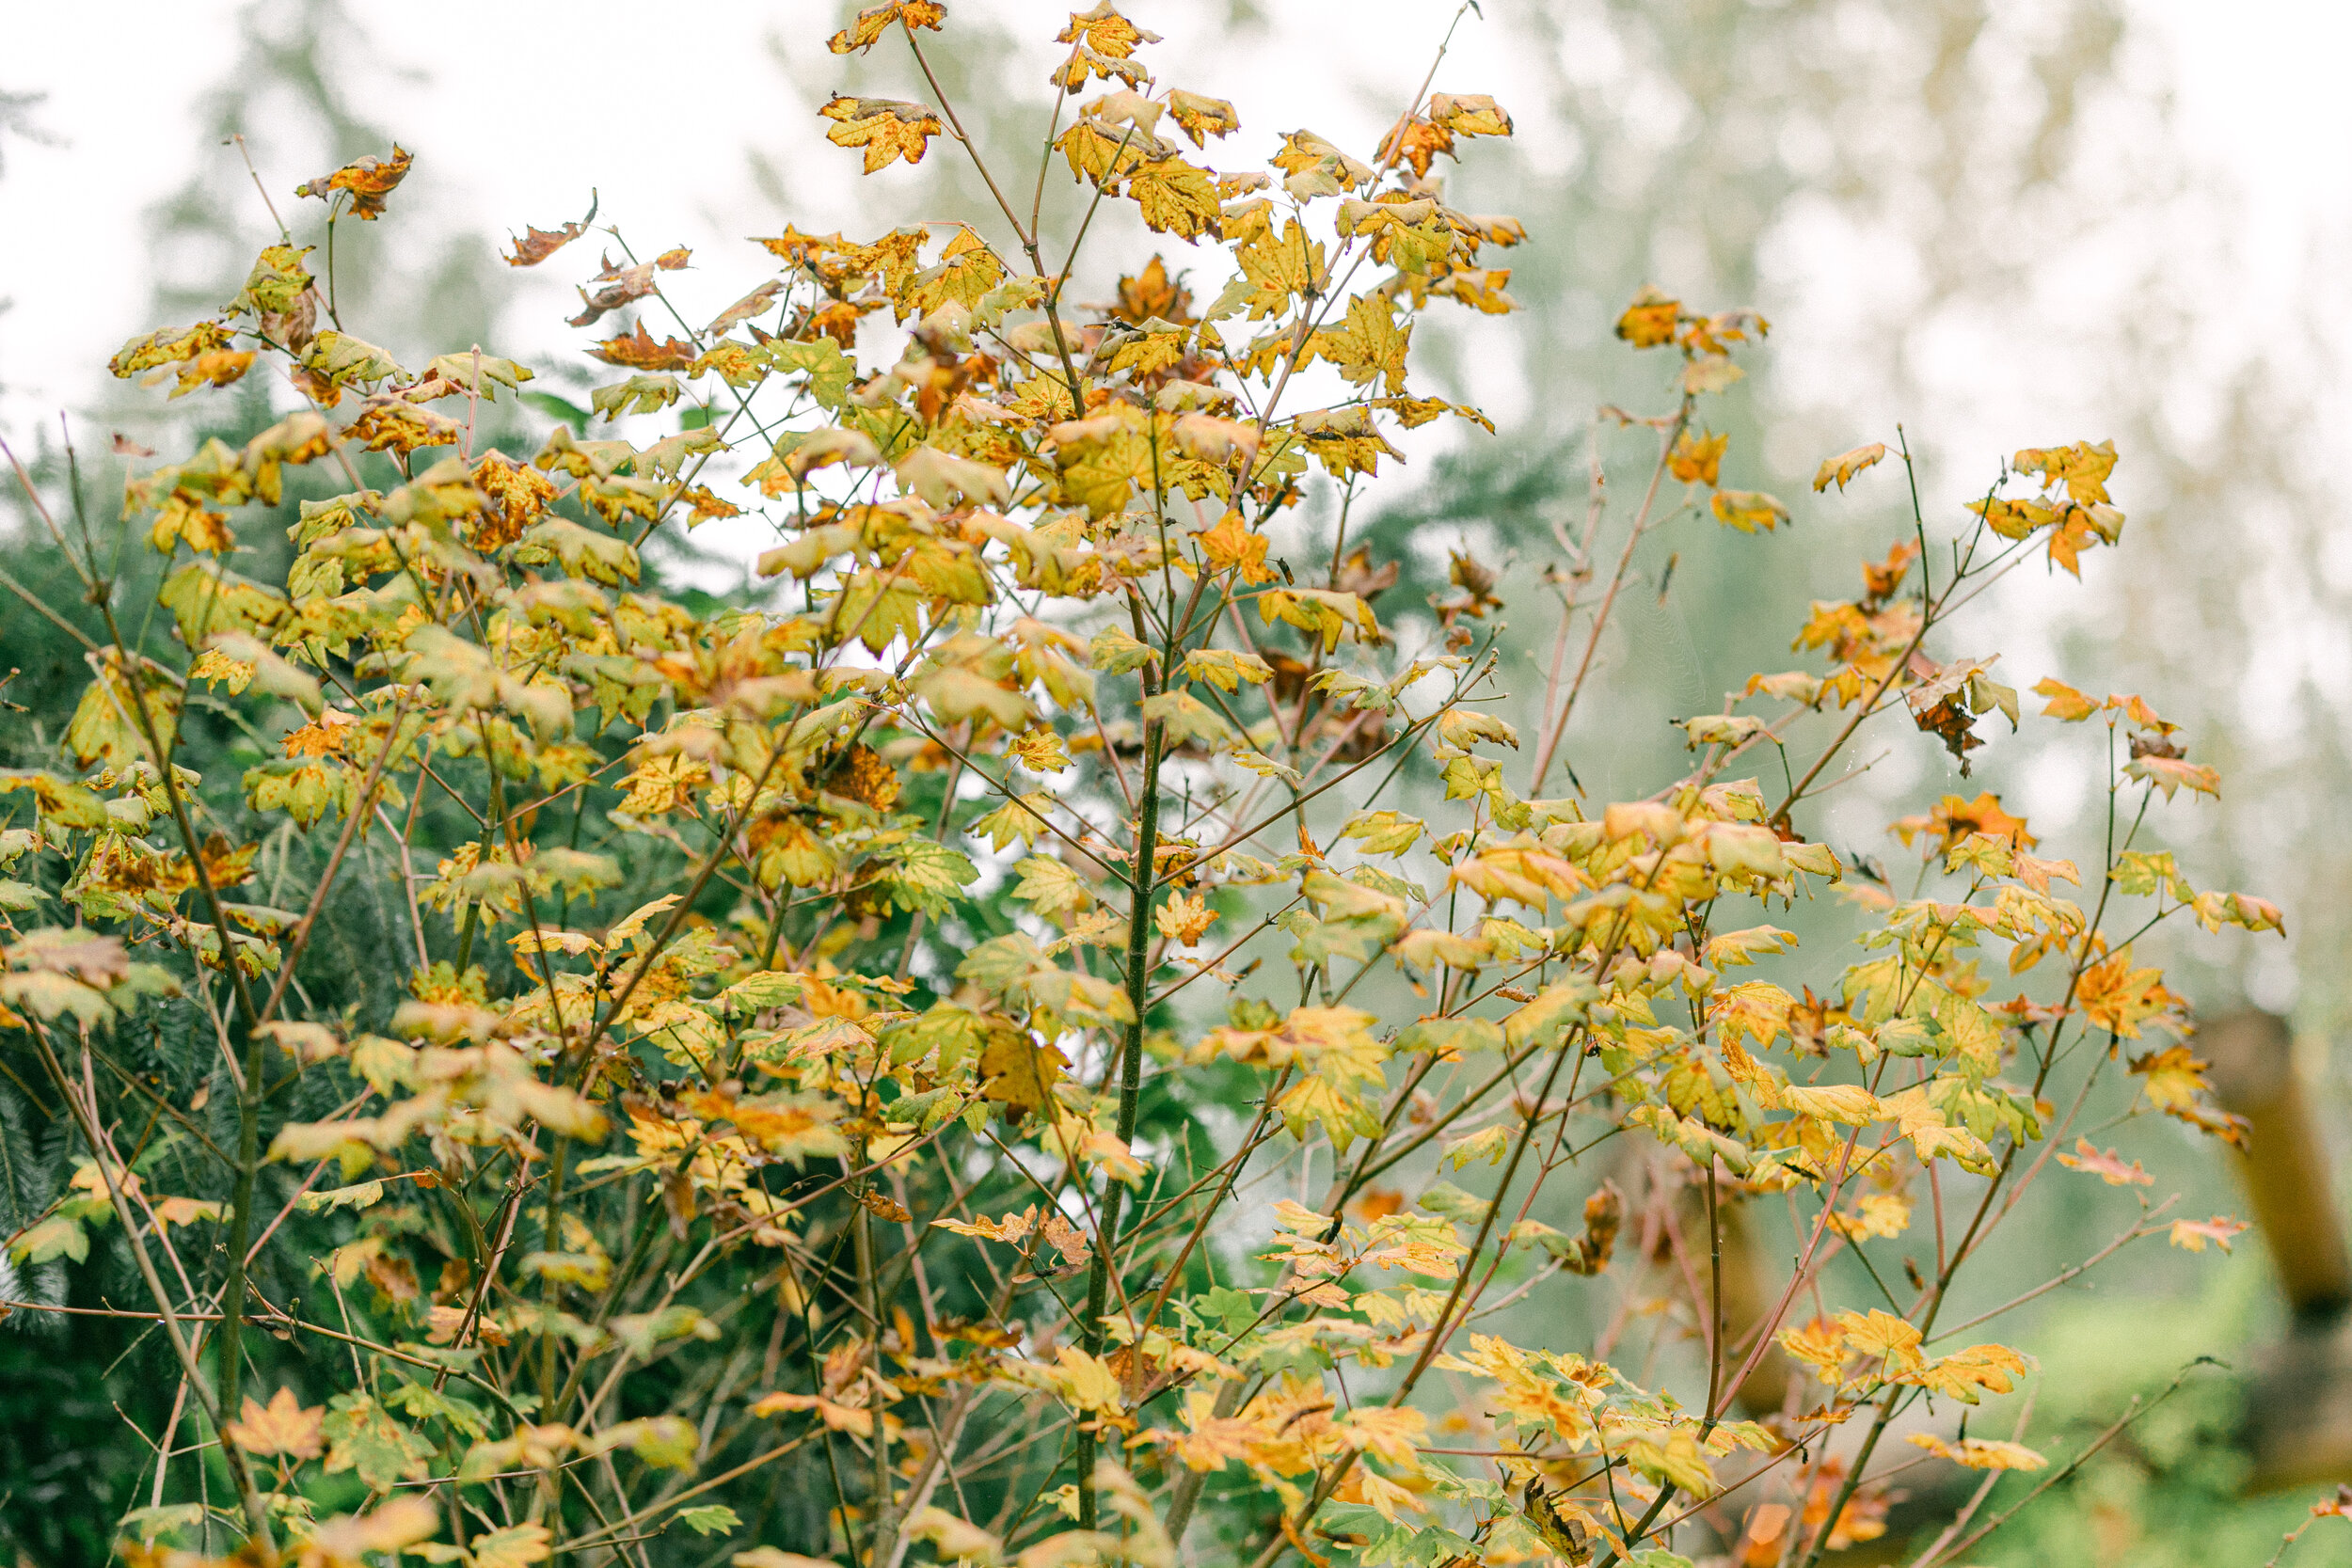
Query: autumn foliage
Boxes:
[{"xmin": 0, "ymin": 3, "xmax": 2288, "ymax": 1566}]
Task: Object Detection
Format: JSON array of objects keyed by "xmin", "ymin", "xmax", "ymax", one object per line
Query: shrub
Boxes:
[{"xmin": 0, "ymin": 4, "xmax": 2280, "ymax": 1565}]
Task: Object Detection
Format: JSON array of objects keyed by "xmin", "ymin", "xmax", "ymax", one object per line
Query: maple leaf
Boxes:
[
  {"xmin": 2076, "ymin": 947, "xmax": 2174, "ymax": 1038},
  {"xmin": 978, "ymin": 1032, "xmax": 1068, "ymax": 1120},
  {"xmin": 1712, "ymin": 489, "xmax": 1788, "ymax": 533},
  {"xmin": 1129, "ymin": 157, "xmax": 1222, "ymax": 238},
  {"xmin": 322, "ymin": 1392, "xmax": 432, "ymax": 1489},
  {"xmin": 223, "ymin": 1386, "xmax": 326, "ymax": 1460},
  {"xmin": 1154, "ymin": 888, "xmax": 1217, "ymax": 946},
  {"xmin": 1615, "ymin": 286, "xmax": 1681, "ymax": 348},
  {"xmin": 2126, "ymin": 750, "xmax": 2220, "ymax": 800},
  {"xmin": 2055, "ymin": 1137, "xmax": 2153, "ymax": 1186},
  {"xmin": 1293, "ymin": 405, "xmax": 1403, "ymax": 479},
  {"xmin": 1313, "ymin": 293, "xmax": 1411, "ymax": 395},
  {"xmin": 1669, "ymin": 429, "xmax": 1726, "ymax": 486},
  {"xmin": 2013, "ymin": 438, "xmax": 2118, "ymax": 505},
  {"xmin": 1835, "ymin": 1308, "xmax": 1925, "ymax": 1373},
  {"xmin": 2169, "ymin": 1214, "xmax": 2249, "ymax": 1253},
  {"xmin": 504, "ymin": 216, "xmax": 588, "ymax": 267},
  {"xmin": 1894, "ymin": 791, "xmax": 2035, "ymax": 852},
  {"xmin": 2032, "ymin": 675, "xmax": 2098, "ymax": 721},
  {"xmin": 1192, "ymin": 510, "xmax": 1276, "ymax": 583},
  {"xmin": 1828, "ymin": 1193, "xmax": 1912, "ymax": 1241},
  {"xmin": 588, "ymin": 322, "xmax": 697, "ymax": 372},
  {"xmin": 294, "ymin": 144, "xmax": 413, "ymax": 220},
  {"xmin": 819, "ymin": 95, "xmax": 945, "ymax": 173},
  {"xmin": 1053, "ymin": 1, "xmax": 1161, "ymax": 91},
  {"xmin": 828, "ymin": 0, "xmax": 946, "ymax": 54},
  {"xmin": 1907, "ymin": 1433, "xmax": 2047, "ymax": 1471},
  {"xmin": 109, "ymin": 321, "xmax": 235, "ymax": 380},
  {"xmin": 1814, "ymin": 442, "xmax": 1887, "ymax": 492},
  {"xmin": 1167, "ymin": 88, "xmax": 1240, "ymax": 147},
  {"xmin": 469, "ymin": 1523, "xmax": 553, "ymax": 1568},
  {"xmin": 566, "ymin": 252, "xmax": 669, "ymax": 326},
  {"xmin": 153, "ymin": 348, "xmax": 254, "ymax": 399}
]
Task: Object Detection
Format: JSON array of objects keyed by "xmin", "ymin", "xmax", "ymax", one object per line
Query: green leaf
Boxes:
[
  {"xmin": 1339, "ymin": 810, "xmax": 1422, "ymax": 856},
  {"xmin": 515, "ymin": 518, "xmax": 642, "ymax": 585},
  {"xmin": 882, "ymin": 839, "xmax": 979, "ymax": 918},
  {"xmin": 419, "ymin": 352, "xmax": 532, "ymax": 400},
  {"xmin": 322, "ymin": 1392, "xmax": 433, "ymax": 1490},
  {"xmin": 957, "ymin": 932, "xmax": 1048, "ymax": 996},
  {"xmin": 591, "ymin": 374, "xmax": 682, "ymax": 420},
  {"xmin": 295, "ymin": 1179, "xmax": 386, "ymax": 1214},
  {"xmin": 8, "ymin": 1215, "xmax": 87, "ymax": 1265},
  {"xmin": 384, "ymin": 1377, "xmax": 489, "ymax": 1438},
  {"xmin": 1088, "ymin": 626, "xmax": 1158, "ymax": 674},
  {"xmin": 1010, "ymin": 856, "xmax": 1091, "ymax": 918},
  {"xmin": 301, "ymin": 330, "xmax": 406, "ymax": 388},
  {"xmin": 676, "ymin": 1505, "xmax": 741, "ymax": 1538},
  {"xmin": 763, "ymin": 338, "xmax": 857, "ymax": 410},
  {"xmin": 118, "ymin": 1504, "xmax": 208, "ymax": 1545},
  {"xmin": 1139, "ymin": 689, "xmax": 1236, "ymax": 748},
  {"xmin": 608, "ymin": 1306, "xmax": 719, "ymax": 1360},
  {"xmin": 468, "ymin": 1524, "xmax": 552, "ymax": 1568}
]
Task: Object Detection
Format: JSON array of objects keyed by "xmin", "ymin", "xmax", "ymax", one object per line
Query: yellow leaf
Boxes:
[
  {"xmin": 827, "ymin": 0, "xmax": 945, "ymax": 54},
  {"xmin": 1835, "ymin": 1307, "xmax": 1924, "ymax": 1371},
  {"xmin": 1812, "ymin": 442, "xmax": 1887, "ymax": 492},
  {"xmin": 1155, "ymin": 888, "xmax": 1217, "ymax": 945},
  {"xmin": 1312, "ymin": 293, "xmax": 1411, "ymax": 396},
  {"xmin": 1906, "ymin": 1433, "xmax": 2046, "ymax": 1471},
  {"xmin": 1194, "ymin": 510, "xmax": 1278, "ymax": 583},
  {"xmin": 1669, "ymin": 429, "xmax": 1726, "ymax": 486},
  {"xmin": 1615, "ymin": 286, "xmax": 1680, "ymax": 347},
  {"xmin": 2031, "ymin": 676, "xmax": 2098, "ymax": 721},
  {"xmin": 1711, "ymin": 489, "xmax": 1788, "ymax": 533},
  {"xmin": 818, "ymin": 95, "xmax": 945, "ymax": 173},
  {"xmin": 1167, "ymin": 88, "xmax": 1240, "ymax": 146},
  {"xmin": 1129, "ymin": 158, "xmax": 1222, "ymax": 239}
]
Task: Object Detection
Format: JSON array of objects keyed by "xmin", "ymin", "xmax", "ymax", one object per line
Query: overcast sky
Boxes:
[{"xmin": 3, "ymin": 0, "xmax": 2348, "ymax": 436}]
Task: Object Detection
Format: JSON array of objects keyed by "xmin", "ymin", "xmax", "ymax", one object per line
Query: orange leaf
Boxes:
[
  {"xmin": 2054, "ymin": 1138, "xmax": 2152, "ymax": 1187},
  {"xmin": 294, "ymin": 145, "xmax": 413, "ymax": 220},
  {"xmin": 2169, "ymin": 1215, "xmax": 2249, "ymax": 1253},
  {"xmin": 222, "ymin": 1386, "xmax": 326, "ymax": 1460}
]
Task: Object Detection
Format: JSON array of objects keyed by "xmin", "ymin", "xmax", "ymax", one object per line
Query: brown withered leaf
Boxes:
[
  {"xmin": 568, "ymin": 252, "xmax": 677, "ymax": 327},
  {"xmin": 589, "ymin": 323, "xmax": 697, "ymax": 372},
  {"xmin": 1114, "ymin": 256, "xmax": 1193, "ymax": 325},
  {"xmin": 819, "ymin": 96, "xmax": 946, "ymax": 173},
  {"xmin": 1541, "ymin": 1181, "xmax": 1621, "ymax": 1276},
  {"xmin": 1332, "ymin": 545, "xmax": 1398, "ymax": 602},
  {"xmin": 828, "ymin": 0, "xmax": 946, "ymax": 54},
  {"xmin": 506, "ymin": 221, "xmax": 584, "ymax": 267},
  {"xmin": 294, "ymin": 144, "xmax": 413, "ymax": 220},
  {"xmin": 506, "ymin": 192, "xmax": 598, "ymax": 267},
  {"xmin": 855, "ymin": 1186, "xmax": 913, "ymax": 1225},
  {"xmin": 706, "ymin": 279, "xmax": 783, "ymax": 338}
]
